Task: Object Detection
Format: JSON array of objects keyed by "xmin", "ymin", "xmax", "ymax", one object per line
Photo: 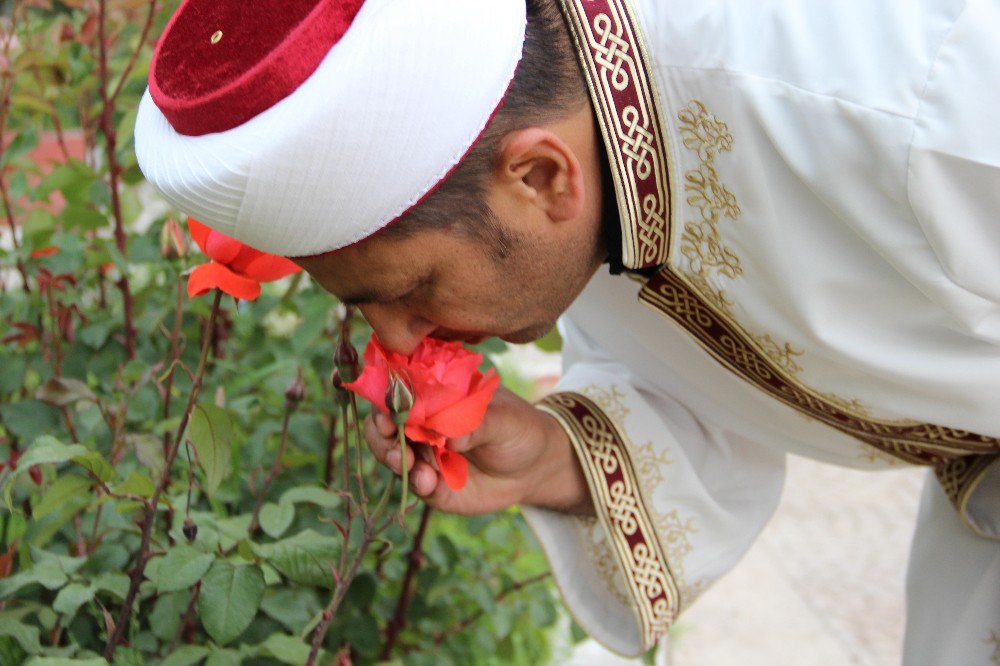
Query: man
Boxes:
[{"xmin": 136, "ymin": 0, "xmax": 1000, "ymax": 663}]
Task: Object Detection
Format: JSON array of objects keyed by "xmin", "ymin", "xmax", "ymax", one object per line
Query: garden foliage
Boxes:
[{"xmin": 0, "ymin": 2, "xmax": 562, "ymax": 663}]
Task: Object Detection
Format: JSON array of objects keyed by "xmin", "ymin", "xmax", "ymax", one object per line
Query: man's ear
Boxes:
[{"xmin": 495, "ymin": 127, "xmax": 585, "ymax": 223}]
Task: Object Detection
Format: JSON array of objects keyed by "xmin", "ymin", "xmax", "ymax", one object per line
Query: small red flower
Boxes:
[
  {"xmin": 187, "ymin": 219, "xmax": 301, "ymax": 301},
  {"xmin": 344, "ymin": 335, "xmax": 500, "ymax": 491}
]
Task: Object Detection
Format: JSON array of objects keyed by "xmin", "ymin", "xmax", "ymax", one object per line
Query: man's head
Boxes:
[{"xmin": 297, "ymin": 0, "xmax": 608, "ymax": 354}]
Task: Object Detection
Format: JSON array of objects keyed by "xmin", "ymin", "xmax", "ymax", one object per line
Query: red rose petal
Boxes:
[
  {"xmin": 204, "ymin": 230, "xmax": 243, "ymax": 264},
  {"xmin": 423, "ymin": 371, "xmax": 500, "ymax": 438},
  {"xmin": 435, "ymin": 447, "xmax": 468, "ymax": 491},
  {"xmin": 187, "ymin": 262, "xmax": 261, "ymax": 300},
  {"xmin": 343, "ymin": 339, "xmax": 391, "ymax": 413},
  {"xmin": 187, "ymin": 218, "xmax": 212, "ymax": 254},
  {"xmin": 239, "ymin": 252, "xmax": 302, "ymax": 282}
]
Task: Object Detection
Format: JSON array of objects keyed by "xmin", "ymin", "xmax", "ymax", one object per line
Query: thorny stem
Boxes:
[
  {"xmin": 349, "ymin": 393, "xmax": 367, "ymax": 506},
  {"xmin": 379, "ymin": 505, "xmax": 433, "ymax": 660},
  {"xmin": 96, "ymin": 0, "xmax": 136, "ymax": 359},
  {"xmin": 323, "ymin": 410, "xmax": 339, "ymax": 487},
  {"xmin": 307, "ymin": 475, "xmax": 397, "ymax": 666},
  {"xmin": 103, "ymin": 290, "xmax": 222, "ymax": 660}
]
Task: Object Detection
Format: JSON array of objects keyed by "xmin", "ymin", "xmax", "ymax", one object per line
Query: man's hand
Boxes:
[{"xmin": 363, "ymin": 386, "xmax": 594, "ymax": 516}]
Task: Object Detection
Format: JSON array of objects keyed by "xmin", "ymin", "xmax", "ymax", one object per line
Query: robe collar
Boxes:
[{"xmin": 556, "ymin": 0, "xmax": 673, "ymax": 271}]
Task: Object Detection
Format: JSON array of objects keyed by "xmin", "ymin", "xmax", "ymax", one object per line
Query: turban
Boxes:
[{"xmin": 135, "ymin": 0, "xmax": 526, "ymax": 256}]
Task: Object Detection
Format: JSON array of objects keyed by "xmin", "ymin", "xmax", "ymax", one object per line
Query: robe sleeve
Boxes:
[
  {"xmin": 906, "ymin": 0, "xmax": 1000, "ymax": 540},
  {"xmin": 520, "ymin": 317, "xmax": 786, "ymax": 657}
]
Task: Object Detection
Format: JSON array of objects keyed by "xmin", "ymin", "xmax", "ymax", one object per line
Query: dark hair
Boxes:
[{"xmin": 381, "ymin": 0, "xmax": 587, "ymax": 258}]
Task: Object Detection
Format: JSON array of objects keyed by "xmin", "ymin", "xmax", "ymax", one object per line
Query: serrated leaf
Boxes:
[
  {"xmin": 52, "ymin": 583, "xmax": 94, "ymax": 618},
  {"xmin": 251, "ymin": 530, "xmax": 339, "ymax": 588},
  {"xmin": 0, "ymin": 612, "xmax": 42, "ymax": 654},
  {"xmin": 149, "ymin": 591, "xmax": 188, "ymax": 642},
  {"xmin": 259, "ymin": 502, "xmax": 294, "ymax": 538},
  {"xmin": 0, "ymin": 402, "xmax": 61, "ymax": 441},
  {"xmin": 113, "ymin": 471, "xmax": 154, "ymax": 498},
  {"xmin": 187, "ymin": 405, "xmax": 232, "ymax": 496},
  {"xmin": 197, "ymin": 561, "xmax": 264, "ymax": 646},
  {"xmin": 34, "ymin": 377, "xmax": 95, "ymax": 407},
  {"xmin": 156, "ymin": 546, "xmax": 215, "ymax": 594},
  {"xmin": 33, "ymin": 475, "xmax": 91, "ymax": 519}
]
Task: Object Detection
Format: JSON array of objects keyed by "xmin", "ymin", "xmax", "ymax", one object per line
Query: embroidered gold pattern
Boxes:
[
  {"xmin": 539, "ymin": 392, "xmax": 678, "ymax": 650},
  {"xmin": 935, "ymin": 455, "xmax": 998, "ymax": 539},
  {"xmin": 630, "ymin": 96, "xmax": 1000, "ymax": 477},
  {"xmin": 556, "ymin": 0, "xmax": 671, "ymax": 269}
]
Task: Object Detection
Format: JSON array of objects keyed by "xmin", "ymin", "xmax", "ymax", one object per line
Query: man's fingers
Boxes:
[{"xmin": 373, "ymin": 411, "xmax": 396, "ymax": 438}]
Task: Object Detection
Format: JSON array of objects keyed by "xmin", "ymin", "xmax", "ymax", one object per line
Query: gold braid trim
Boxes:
[
  {"xmin": 538, "ymin": 392, "xmax": 678, "ymax": 651},
  {"xmin": 935, "ymin": 454, "xmax": 999, "ymax": 540}
]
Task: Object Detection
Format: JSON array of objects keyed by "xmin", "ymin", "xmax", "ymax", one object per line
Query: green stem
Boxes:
[{"xmin": 396, "ymin": 429, "xmax": 408, "ymax": 519}]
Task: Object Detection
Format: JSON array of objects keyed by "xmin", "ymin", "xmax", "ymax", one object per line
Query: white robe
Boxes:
[{"xmin": 523, "ymin": 1, "xmax": 1000, "ymax": 663}]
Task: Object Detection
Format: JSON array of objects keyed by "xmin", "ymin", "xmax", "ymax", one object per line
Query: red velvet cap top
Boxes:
[{"xmin": 150, "ymin": 0, "xmax": 364, "ymax": 136}]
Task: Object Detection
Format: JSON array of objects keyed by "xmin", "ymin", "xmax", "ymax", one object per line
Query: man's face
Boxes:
[{"xmin": 296, "ymin": 216, "xmax": 602, "ymax": 356}]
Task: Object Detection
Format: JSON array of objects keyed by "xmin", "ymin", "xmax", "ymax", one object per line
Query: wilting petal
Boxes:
[
  {"xmin": 187, "ymin": 262, "xmax": 261, "ymax": 300},
  {"xmin": 435, "ymin": 446, "xmax": 468, "ymax": 491},
  {"xmin": 404, "ymin": 422, "xmax": 445, "ymax": 448}
]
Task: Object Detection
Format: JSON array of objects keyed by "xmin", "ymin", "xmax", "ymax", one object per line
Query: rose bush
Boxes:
[
  {"xmin": 345, "ymin": 336, "xmax": 500, "ymax": 490},
  {"xmin": 0, "ymin": 2, "xmax": 571, "ymax": 664}
]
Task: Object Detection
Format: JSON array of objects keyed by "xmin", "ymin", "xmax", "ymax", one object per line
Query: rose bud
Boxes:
[
  {"xmin": 182, "ymin": 517, "xmax": 198, "ymax": 543},
  {"xmin": 334, "ymin": 333, "xmax": 359, "ymax": 384},
  {"xmin": 284, "ymin": 369, "xmax": 306, "ymax": 406},
  {"xmin": 160, "ymin": 218, "xmax": 188, "ymax": 259},
  {"xmin": 331, "ymin": 368, "xmax": 351, "ymax": 408},
  {"xmin": 385, "ymin": 373, "xmax": 414, "ymax": 427}
]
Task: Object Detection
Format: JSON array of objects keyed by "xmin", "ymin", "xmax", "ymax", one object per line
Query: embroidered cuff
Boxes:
[
  {"xmin": 935, "ymin": 454, "xmax": 1000, "ymax": 540},
  {"xmin": 537, "ymin": 391, "xmax": 679, "ymax": 651}
]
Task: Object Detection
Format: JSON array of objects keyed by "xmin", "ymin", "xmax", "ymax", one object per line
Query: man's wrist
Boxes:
[{"xmin": 521, "ymin": 410, "xmax": 594, "ymax": 516}]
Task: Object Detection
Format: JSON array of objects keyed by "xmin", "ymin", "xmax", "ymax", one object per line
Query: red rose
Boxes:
[
  {"xmin": 344, "ymin": 335, "xmax": 500, "ymax": 491},
  {"xmin": 187, "ymin": 219, "xmax": 301, "ymax": 301}
]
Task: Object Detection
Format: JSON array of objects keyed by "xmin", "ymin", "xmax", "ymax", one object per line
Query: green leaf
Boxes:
[
  {"xmin": 259, "ymin": 502, "xmax": 294, "ymax": 539},
  {"xmin": 160, "ymin": 645, "xmax": 209, "ymax": 666},
  {"xmin": 34, "ymin": 377, "xmax": 96, "ymax": 407},
  {"xmin": 127, "ymin": 434, "xmax": 164, "ymax": 477},
  {"xmin": 24, "ymin": 658, "xmax": 109, "ymax": 666},
  {"xmin": 112, "ymin": 647, "xmax": 144, "ymax": 666},
  {"xmin": 0, "ymin": 612, "xmax": 42, "ymax": 654},
  {"xmin": 113, "ymin": 471, "xmax": 155, "ymax": 498},
  {"xmin": 251, "ymin": 530, "xmax": 339, "ymax": 588},
  {"xmin": 532, "ymin": 326, "xmax": 564, "ymax": 352},
  {"xmin": 91, "ymin": 572, "xmax": 130, "ymax": 600},
  {"xmin": 33, "ymin": 474, "xmax": 92, "ymax": 519},
  {"xmin": 188, "ymin": 404, "xmax": 233, "ymax": 496},
  {"xmin": 203, "ymin": 649, "xmax": 240, "ymax": 666},
  {"xmin": 149, "ymin": 591, "xmax": 189, "ymax": 642},
  {"xmin": 71, "ymin": 451, "xmax": 115, "ymax": 483},
  {"xmin": 52, "ymin": 583, "xmax": 95, "ymax": 618},
  {"xmin": 157, "ymin": 545, "xmax": 215, "ymax": 594},
  {"xmin": 256, "ymin": 634, "xmax": 314, "ymax": 665},
  {"xmin": 0, "ymin": 400, "xmax": 59, "ymax": 442},
  {"xmin": 197, "ymin": 560, "xmax": 264, "ymax": 646},
  {"xmin": 277, "ymin": 486, "xmax": 341, "ymax": 510},
  {"xmin": 7, "ymin": 437, "xmax": 84, "ymax": 469}
]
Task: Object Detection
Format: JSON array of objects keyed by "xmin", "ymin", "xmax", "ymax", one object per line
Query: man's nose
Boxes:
[{"xmin": 359, "ymin": 303, "xmax": 435, "ymax": 356}]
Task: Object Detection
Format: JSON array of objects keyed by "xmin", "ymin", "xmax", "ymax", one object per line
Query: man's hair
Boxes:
[{"xmin": 381, "ymin": 0, "xmax": 588, "ymax": 258}]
